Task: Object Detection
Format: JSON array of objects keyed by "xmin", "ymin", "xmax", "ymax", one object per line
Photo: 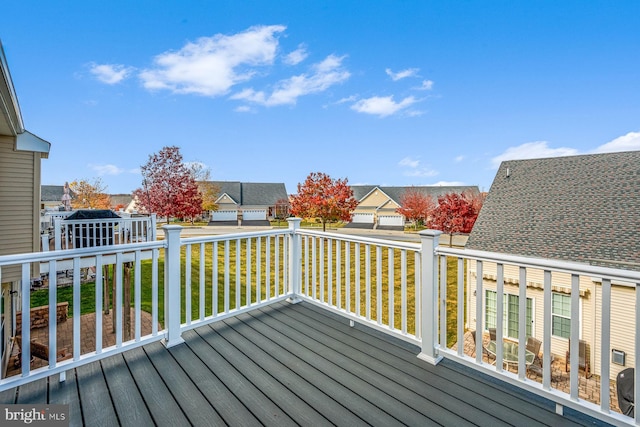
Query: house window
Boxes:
[
  {"xmin": 485, "ymin": 290, "xmax": 533, "ymax": 339},
  {"xmin": 552, "ymin": 292, "xmax": 571, "ymax": 339}
]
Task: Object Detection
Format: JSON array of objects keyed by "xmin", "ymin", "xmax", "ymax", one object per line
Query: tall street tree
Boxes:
[
  {"xmin": 396, "ymin": 188, "xmax": 435, "ymax": 230},
  {"xmin": 133, "ymin": 146, "xmax": 203, "ymax": 224},
  {"xmin": 69, "ymin": 178, "xmax": 111, "ymax": 209},
  {"xmin": 290, "ymin": 172, "xmax": 358, "ymax": 232},
  {"xmin": 428, "ymin": 192, "xmax": 479, "ymax": 246}
]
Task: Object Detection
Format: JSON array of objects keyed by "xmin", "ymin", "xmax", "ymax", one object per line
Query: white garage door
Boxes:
[
  {"xmin": 243, "ymin": 209, "xmax": 267, "ymax": 220},
  {"xmin": 378, "ymin": 215, "xmax": 404, "ymax": 227},
  {"xmin": 212, "ymin": 210, "xmax": 238, "ymax": 221},
  {"xmin": 351, "ymin": 213, "xmax": 374, "ymax": 224}
]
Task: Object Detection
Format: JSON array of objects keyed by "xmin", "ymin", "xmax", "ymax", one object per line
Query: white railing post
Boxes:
[
  {"xmin": 150, "ymin": 214, "xmax": 157, "ymax": 240},
  {"xmin": 417, "ymin": 230, "xmax": 443, "ymax": 365},
  {"xmin": 162, "ymin": 225, "xmax": 184, "ymax": 348},
  {"xmin": 287, "ymin": 218, "xmax": 302, "ymax": 303}
]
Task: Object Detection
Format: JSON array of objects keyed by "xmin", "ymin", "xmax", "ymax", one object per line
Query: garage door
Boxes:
[
  {"xmin": 378, "ymin": 215, "xmax": 404, "ymax": 227},
  {"xmin": 351, "ymin": 213, "xmax": 374, "ymax": 224},
  {"xmin": 243, "ymin": 209, "xmax": 267, "ymax": 220},
  {"xmin": 212, "ymin": 210, "xmax": 238, "ymax": 221}
]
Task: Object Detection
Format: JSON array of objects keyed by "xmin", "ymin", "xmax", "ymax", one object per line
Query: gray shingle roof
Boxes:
[
  {"xmin": 41, "ymin": 185, "xmax": 74, "ymax": 202},
  {"xmin": 466, "ymin": 151, "xmax": 640, "ymax": 272},
  {"xmin": 209, "ymin": 181, "xmax": 288, "ymax": 206},
  {"xmin": 351, "ymin": 185, "xmax": 479, "ymax": 205}
]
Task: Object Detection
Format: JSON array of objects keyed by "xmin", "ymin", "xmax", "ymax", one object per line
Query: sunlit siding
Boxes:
[{"xmin": 0, "ymin": 136, "xmax": 37, "ymax": 282}]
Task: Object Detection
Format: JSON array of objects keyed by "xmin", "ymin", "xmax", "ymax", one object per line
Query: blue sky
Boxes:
[{"xmin": 3, "ymin": 1, "xmax": 639, "ymax": 195}]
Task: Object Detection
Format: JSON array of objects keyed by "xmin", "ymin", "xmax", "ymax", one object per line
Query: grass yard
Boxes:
[{"xmin": 30, "ymin": 236, "xmax": 465, "ymax": 347}]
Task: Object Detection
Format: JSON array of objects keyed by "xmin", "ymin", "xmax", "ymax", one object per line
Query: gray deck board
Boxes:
[
  {"xmin": 75, "ymin": 360, "xmax": 119, "ymax": 426},
  {"xmin": 48, "ymin": 369, "xmax": 82, "ymax": 427},
  {"xmin": 229, "ymin": 309, "xmax": 444, "ymax": 425},
  {"xmin": 2, "ymin": 301, "xmax": 607, "ymax": 426},
  {"xmin": 101, "ymin": 354, "xmax": 155, "ymax": 427},
  {"xmin": 185, "ymin": 327, "xmax": 297, "ymax": 427},
  {"xmin": 167, "ymin": 334, "xmax": 261, "ymax": 426},
  {"xmin": 212, "ymin": 315, "xmax": 371, "ymax": 426},
  {"xmin": 202, "ymin": 321, "xmax": 333, "ymax": 426},
  {"xmin": 121, "ymin": 346, "xmax": 190, "ymax": 427},
  {"xmin": 291, "ymin": 301, "xmax": 583, "ymax": 427},
  {"xmin": 143, "ymin": 341, "xmax": 226, "ymax": 426}
]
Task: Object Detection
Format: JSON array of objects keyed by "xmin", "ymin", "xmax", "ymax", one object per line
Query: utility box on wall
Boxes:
[{"xmin": 612, "ymin": 349, "xmax": 626, "ymax": 366}]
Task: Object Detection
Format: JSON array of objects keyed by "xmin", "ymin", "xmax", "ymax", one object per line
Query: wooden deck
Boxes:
[{"xmin": 0, "ymin": 301, "xmax": 607, "ymax": 426}]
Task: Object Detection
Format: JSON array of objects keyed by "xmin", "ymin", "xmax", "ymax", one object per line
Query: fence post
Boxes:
[
  {"xmin": 162, "ymin": 225, "xmax": 184, "ymax": 348},
  {"xmin": 417, "ymin": 229, "xmax": 443, "ymax": 365},
  {"xmin": 287, "ymin": 218, "xmax": 302, "ymax": 303}
]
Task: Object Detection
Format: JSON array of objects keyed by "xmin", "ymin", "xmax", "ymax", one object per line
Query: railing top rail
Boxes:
[
  {"xmin": 297, "ymin": 229, "xmax": 421, "ymax": 251},
  {"xmin": 437, "ymin": 246, "xmax": 640, "ymax": 286},
  {"xmin": 60, "ymin": 217, "xmax": 151, "ymax": 224},
  {"xmin": 0, "ymin": 240, "xmax": 165, "ymax": 266},
  {"xmin": 181, "ymin": 228, "xmax": 291, "ymax": 245}
]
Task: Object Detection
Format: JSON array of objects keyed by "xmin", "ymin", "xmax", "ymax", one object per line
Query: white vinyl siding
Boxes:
[{"xmin": 0, "ymin": 137, "xmax": 38, "ymax": 282}]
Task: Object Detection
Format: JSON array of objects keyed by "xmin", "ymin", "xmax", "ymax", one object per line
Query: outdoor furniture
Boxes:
[
  {"xmin": 489, "ymin": 328, "xmax": 496, "ymax": 342},
  {"xmin": 526, "ymin": 337, "xmax": 543, "ymax": 374},
  {"xmin": 565, "ymin": 339, "xmax": 591, "ymax": 378},
  {"xmin": 486, "ymin": 340, "xmax": 535, "ymax": 368},
  {"xmin": 13, "ymin": 336, "xmax": 71, "ymax": 368},
  {"xmin": 470, "ymin": 330, "xmax": 494, "ymax": 362},
  {"xmin": 617, "ymin": 368, "xmax": 634, "ymax": 417}
]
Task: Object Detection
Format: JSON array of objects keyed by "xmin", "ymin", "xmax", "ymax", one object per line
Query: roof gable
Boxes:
[
  {"xmin": 466, "ymin": 151, "xmax": 640, "ymax": 271},
  {"xmin": 209, "ymin": 181, "xmax": 288, "ymax": 206}
]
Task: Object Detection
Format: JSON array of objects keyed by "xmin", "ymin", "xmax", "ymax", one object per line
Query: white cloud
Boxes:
[
  {"xmin": 428, "ymin": 181, "xmax": 466, "ymax": 186},
  {"xmin": 234, "ymin": 105, "xmax": 253, "ymax": 113},
  {"xmin": 89, "ymin": 164, "xmax": 125, "ymax": 176},
  {"xmin": 415, "ymin": 80, "xmax": 434, "ymax": 90},
  {"xmin": 398, "ymin": 157, "xmax": 420, "ymax": 168},
  {"xmin": 398, "ymin": 156, "xmax": 438, "ymax": 177},
  {"xmin": 351, "ymin": 95, "xmax": 417, "ymax": 117},
  {"xmin": 454, "ymin": 155, "xmax": 464, "ymax": 162},
  {"xmin": 490, "ymin": 141, "xmax": 579, "ymax": 169},
  {"xmin": 385, "ymin": 67, "xmax": 419, "ymax": 81},
  {"xmin": 283, "ymin": 44, "xmax": 308, "ymax": 65},
  {"xmin": 592, "ymin": 131, "xmax": 640, "ymax": 153},
  {"xmin": 231, "ymin": 54, "xmax": 350, "ymax": 106},
  {"xmin": 139, "ymin": 25, "xmax": 286, "ymax": 96},
  {"xmin": 89, "ymin": 63, "xmax": 134, "ymax": 84}
]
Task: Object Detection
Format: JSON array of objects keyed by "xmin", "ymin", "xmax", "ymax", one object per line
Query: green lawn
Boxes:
[{"xmin": 31, "ymin": 236, "xmax": 465, "ymax": 346}]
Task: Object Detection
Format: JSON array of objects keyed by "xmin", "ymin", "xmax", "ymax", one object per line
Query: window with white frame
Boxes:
[
  {"xmin": 551, "ymin": 292, "xmax": 571, "ymax": 338},
  {"xmin": 485, "ymin": 290, "xmax": 533, "ymax": 339}
]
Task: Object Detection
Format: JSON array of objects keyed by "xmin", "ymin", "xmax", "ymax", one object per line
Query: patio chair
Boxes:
[
  {"xmin": 470, "ymin": 330, "xmax": 494, "ymax": 362},
  {"xmin": 565, "ymin": 339, "xmax": 591, "ymax": 378},
  {"xmin": 617, "ymin": 368, "xmax": 634, "ymax": 417},
  {"xmin": 489, "ymin": 328, "xmax": 496, "ymax": 341},
  {"xmin": 526, "ymin": 337, "xmax": 542, "ymax": 374}
]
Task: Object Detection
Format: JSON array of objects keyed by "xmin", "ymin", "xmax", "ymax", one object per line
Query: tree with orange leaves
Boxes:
[{"xmin": 290, "ymin": 172, "xmax": 358, "ymax": 232}]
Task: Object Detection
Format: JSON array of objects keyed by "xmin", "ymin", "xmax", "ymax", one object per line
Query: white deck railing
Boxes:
[
  {"xmin": 46, "ymin": 214, "xmax": 157, "ymax": 251},
  {"xmin": 0, "ymin": 222, "xmax": 639, "ymax": 425}
]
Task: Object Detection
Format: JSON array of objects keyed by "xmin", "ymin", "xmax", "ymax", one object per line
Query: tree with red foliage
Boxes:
[
  {"xmin": 429, "ymin": 192, "xmax": 479, "ymax": 246},
  {"xmin": 133, "ymin": 146, "xmax": 203, "ymax": 224},
  {"xmin": 396, "ymin": 188, "xmax": 436, "ymax": 230},
  {"xmin": 290, "ymin": 172, "xmax": 358, "ymax": 232}
]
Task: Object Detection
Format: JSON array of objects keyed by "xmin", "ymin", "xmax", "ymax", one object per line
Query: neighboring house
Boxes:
[
  {"xmin": 41, "ymin": 184, "xmax": 75, "ymax": 211},
  {"xmin": 109, "ymin": 193, "xmax": 134, "ymax": 212},
  {"xmin": 0, "ymin": 42, "xmax": 52, "ymax": 375},
  {"xmin": 465, "ymin": 151, "xmax": 640, "ymax": 380},
  {"xmin": 207, "ymin": 181, "xmax": 288, "ymax": 224},
  {"xmin": 349, "ymin": 185, "xmax": 479, "ymax": 229}
]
